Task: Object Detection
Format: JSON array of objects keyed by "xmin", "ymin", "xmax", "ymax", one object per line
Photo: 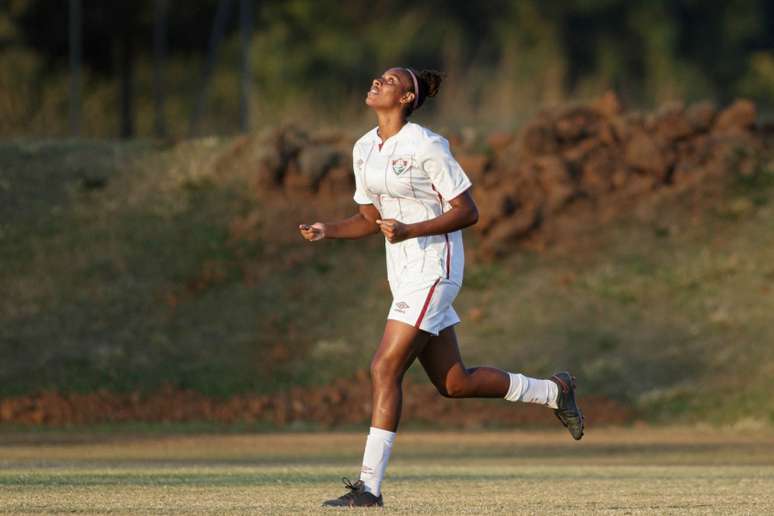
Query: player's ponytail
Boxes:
[
  {"xmin": 405, "ymin": 68, "xmax": 444, "ymax": 115},
  {"xmin": 418, "ymin": 69, "xmax": 443, "ymax": 99}
]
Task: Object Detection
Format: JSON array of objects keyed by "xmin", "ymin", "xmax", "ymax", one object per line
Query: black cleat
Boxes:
[
  {"xmin": 550, "ymin": 371, "xmax": 584, "ymax": 440},
  {"xmin": 321, "ymin": 478, "xmax": 384, "ymax": 508}
]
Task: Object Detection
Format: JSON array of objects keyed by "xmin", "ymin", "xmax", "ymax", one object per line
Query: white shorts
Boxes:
[{"xmin": 388, "ymin": 277, "xmax": 461, "ymax": 336}]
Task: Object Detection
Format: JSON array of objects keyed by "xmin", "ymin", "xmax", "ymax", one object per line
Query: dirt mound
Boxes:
[
  {"xmin": 0, "ymin": 371, "xmax": 633, "ymax": 428},
  {"xmin": 223, "ymin": 96, "xmax": 766, "ymax": 256},
  {"xmin": 471, "ymin": 97, "xmax": 764, "ymax": 255},
  {"xmin": 215, "ymin": 125, "xmax": 355, "ymax": 198}
]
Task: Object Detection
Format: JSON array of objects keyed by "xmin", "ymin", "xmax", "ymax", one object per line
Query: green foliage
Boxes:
[
  {"xmin": 1, "ymin": 0, "xmax": 772, "ymax": 137},
  {"xmin": 739, "ymin": 52, "xmax": 774, "ymax": 100}
]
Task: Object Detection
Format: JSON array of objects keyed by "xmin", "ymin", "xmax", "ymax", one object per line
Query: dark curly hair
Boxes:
[{"xmin": 405, "ymin": 68, "xmax": 444, "ymax": 116}]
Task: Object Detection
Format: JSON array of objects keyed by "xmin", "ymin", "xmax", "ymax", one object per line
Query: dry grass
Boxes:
[{"xmin": 1, "ymin": 428, "xmax": 773, "ymax": 514}]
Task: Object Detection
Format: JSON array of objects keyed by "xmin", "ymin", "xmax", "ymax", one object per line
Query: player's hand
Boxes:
[
  {"xmin": 298, "ymin": 222, "xmax": 326, "ymax": 242},
  {"xmin": 376, "ymin": 218, "xmax": 410, "ymax": 243}
]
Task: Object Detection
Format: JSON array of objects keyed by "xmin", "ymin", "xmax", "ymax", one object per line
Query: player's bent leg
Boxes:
[
  {"xmin": 420, "ymin": 326, "xmax": 584, "ymax": 440},
  {"xmin": 419, "ymin": 326, "xmax": 510, "ymax": 398}
]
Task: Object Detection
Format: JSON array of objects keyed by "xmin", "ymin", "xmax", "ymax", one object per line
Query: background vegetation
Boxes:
[{"xmin": 1, "ymin": 0, "xmax": 773, "ymax": 138}]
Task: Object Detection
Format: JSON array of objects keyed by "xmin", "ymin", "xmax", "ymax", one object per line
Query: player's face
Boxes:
[{"xmin": 365, "ymin": 68, "xmax": 414, "ymax": 111}]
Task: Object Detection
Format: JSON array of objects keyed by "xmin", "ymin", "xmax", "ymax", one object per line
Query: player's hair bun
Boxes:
[
  {"xmin": 418, "ymin": 69, "xmax": 443, "ymax": 98},
  {"xmin": 406, "ymin": 68, "xmax": 444, "ymax": 115}
]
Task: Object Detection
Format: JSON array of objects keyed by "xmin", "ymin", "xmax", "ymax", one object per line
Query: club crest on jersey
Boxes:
[{"xmin": 391, "ymin": 158, "xmax": 409, "ymax": 176}]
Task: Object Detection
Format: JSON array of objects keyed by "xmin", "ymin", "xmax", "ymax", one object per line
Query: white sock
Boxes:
[
  {"xmin": 359, "ymin": 426, "xmax": 396, "ymax": 496},
  {"xmin": 504, "ymin": 373, "xmax": 559, "ymax": 409}
]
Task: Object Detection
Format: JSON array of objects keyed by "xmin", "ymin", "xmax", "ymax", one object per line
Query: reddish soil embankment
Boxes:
[
  {"xmin": 0, "ymin": 370, "xmax": 632, "ymax": 427},
  {"xmin": 223, "ymin": 94, "xmax": 766, "ymax": 256},
  {"xmin": 473, "ymin": 96, "xmax": 764, "ymax": 253}
]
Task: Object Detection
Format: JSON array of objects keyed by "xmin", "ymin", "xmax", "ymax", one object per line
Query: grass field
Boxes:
[
  {"xmin": 2, "ymin": 139, "xmax": 774, "ymax": 424},
  {"xmin": 1, "ymin": 427, "xmax": 773, "ymax": 514}
]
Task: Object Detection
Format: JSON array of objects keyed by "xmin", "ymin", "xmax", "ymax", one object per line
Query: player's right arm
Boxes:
[{"xmin": 298, "ymin": 204, "xmax": 381, "ymax": 241}]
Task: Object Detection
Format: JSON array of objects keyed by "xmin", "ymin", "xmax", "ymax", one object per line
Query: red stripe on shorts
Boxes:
[{"xmin": 414, "ymin": 278, "xmax": 441, "ymax": 329}]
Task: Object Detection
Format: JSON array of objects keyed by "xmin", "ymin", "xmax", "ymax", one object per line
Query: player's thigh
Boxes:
[
  {"xmin": 418, "ymin": 325, "xmax": 468, "ymax": 390},
  {"xmin": 371, "ymin": 319, "xmax": 431, "ymax": 378}
]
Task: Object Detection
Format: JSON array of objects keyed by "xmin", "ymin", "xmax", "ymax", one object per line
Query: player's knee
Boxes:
[
  {"xmin": 439, "ymin": 378, "xmax": 469, "ymax": 398},
  {"xmin": 434, "ymin": 384, "xmax": 452, "ymax": 398},
  {"xmin": 446, "ymin": 381, "xmax": 469, "ymax": 398},
  {"xmin": 369, "ymin": 357, "xmax": 401, "ymax": 386}
]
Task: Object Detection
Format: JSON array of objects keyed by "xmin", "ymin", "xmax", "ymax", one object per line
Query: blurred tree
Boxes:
[
  {"xmin": 2, "ymin": 0, "xmax": 772, "ymax": 137},
  {"xmin": 11, "ymin": 0, "xmax": 235, "ymax": 138},
  {"xmin": 153, "ymin": 0, "xmax": 167, "ymax": 137},
  {"xmin": 190, "ymin": 0, "xmax": 234, "ymax": 137},
  {"xmin": 68, "ymin": 0, "xmax": 81, "ymax": 135},
  {"xmin": 239, "ymin": 0, "xmax": 251, "ymax": 133}
]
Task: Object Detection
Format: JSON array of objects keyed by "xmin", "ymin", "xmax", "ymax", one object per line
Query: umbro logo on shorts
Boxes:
[{"xmin": 393, "ymin": 301, "xmax": 410, "ymax": 313}]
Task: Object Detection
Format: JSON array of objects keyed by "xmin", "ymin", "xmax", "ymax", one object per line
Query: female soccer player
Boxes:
[{"xmin": 299, "ymin": 67, "xmax": 584, "ymax": 508}]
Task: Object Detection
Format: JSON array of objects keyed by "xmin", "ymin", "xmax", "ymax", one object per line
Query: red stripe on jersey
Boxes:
[
  {"xmin": 431, "ymin": 185, "xmax": 451, "ymax": 280},
  {"xmin": 443, "ymin": 233, "xmax": 450, "ymax": 279},
  {"xmin": 431, "ymin": 184, "xmax": 442, "ymax": 204},
  {"xmin": 414, "ymin": 278, "xmax": 441, "ymax": 329}
]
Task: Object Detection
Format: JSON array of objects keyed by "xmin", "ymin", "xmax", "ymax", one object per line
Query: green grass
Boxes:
[
  {"xmin": 1, "ymin": 139, "xmax": 773, "ymax": 424},
  {"xmin": 0, "ymin": 429, "xmax": 773, "ymax": 514},
  {"xmin": 0, "ymin": 138, "xmax": 386, "ymax": 397}
]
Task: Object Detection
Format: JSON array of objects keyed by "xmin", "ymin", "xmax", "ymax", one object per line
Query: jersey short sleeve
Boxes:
[
  {"xmin": 352, "ymin": 144, "xmax": 372, "ymax": 205},
  {"xmin": 419, "ymin": 137, "xmax": 472, "ymax": 201}
]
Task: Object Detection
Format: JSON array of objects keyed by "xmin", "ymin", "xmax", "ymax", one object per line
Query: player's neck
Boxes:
[{"xmin": 375, "ymin": 112, "xmax": 408, "ymax": 144}]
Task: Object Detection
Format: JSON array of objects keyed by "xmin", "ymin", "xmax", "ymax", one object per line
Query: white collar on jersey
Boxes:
[{"xmin": 368, "ymin": 121, "xmax": 417, "ymax": 146}]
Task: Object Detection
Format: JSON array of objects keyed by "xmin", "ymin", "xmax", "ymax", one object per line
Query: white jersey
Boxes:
[{"xmin": 352, "ymin": 122, "xmax": 472, "ymax": 293}]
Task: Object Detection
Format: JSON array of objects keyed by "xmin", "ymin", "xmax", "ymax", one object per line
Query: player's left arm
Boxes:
[{"xmin": 376, "ymin": 189, "xmax": 478, "ymax": 243}]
